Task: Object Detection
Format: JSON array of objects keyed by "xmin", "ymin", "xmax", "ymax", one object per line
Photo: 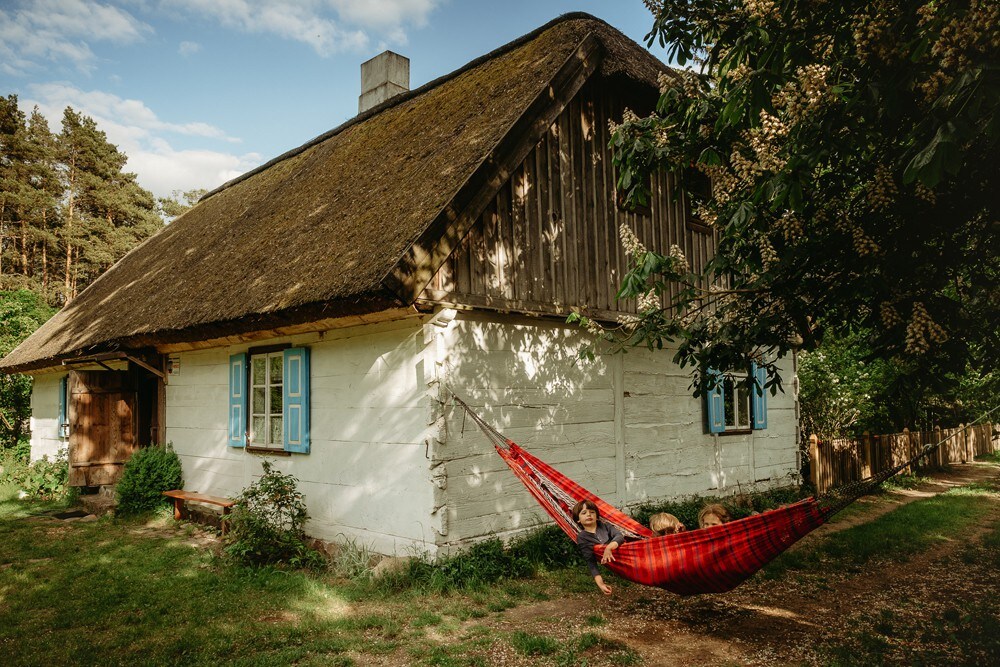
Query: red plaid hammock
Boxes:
[
  {"xmin": 453, "ymin": 396, "xmax": 982, "ymax": 595},
  {"xmin": 498, "ymin": 439, "xmax": 827, "ymax": 595}
]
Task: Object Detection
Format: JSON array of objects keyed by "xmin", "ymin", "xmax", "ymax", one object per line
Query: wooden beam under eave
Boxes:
[
  {"xmin": 154, "ymin": 307, "xmax": 421, "ymax": 353},
  {"xmin": 382, "ymin": 32, "xmax": 606, "ymax": 305},
  {"xmin": 124, "ymin": 354, "xmax": 166, "ymax": 380}
]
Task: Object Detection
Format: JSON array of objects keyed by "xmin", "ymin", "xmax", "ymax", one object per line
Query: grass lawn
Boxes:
[{"xmin": 2, "ymin": 461, "xmax": 999, "ymax": 666}]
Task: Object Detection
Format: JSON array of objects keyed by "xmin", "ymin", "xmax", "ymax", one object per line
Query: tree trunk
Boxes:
[
  {"xmin": 20, "ymin": 218, "xmax": 28, "ymax": 276},
  {"xmin": 41, "ymin": 209, "xmax": 47, "ymax": 290}
]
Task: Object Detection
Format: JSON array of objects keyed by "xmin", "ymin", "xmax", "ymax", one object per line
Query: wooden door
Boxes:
[{"xmin": 67, "ymin": 371, "xmax": 137, "ymax": 487}]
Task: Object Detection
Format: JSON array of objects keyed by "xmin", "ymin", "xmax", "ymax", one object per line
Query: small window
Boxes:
[
  {"xmin": 250, "ymin": 351, "xmax": 283, "ymax": 448},
  {"xmin": 722, "ymin": 373, "xmax": 752, "ymax": 431},
  {"xmin": 706, "ymin": 363, "xmax": 768, "ymax": 434}
]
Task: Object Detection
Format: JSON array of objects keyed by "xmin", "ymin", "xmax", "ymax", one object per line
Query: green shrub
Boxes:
[
  {"xmin": 4, "ymin": 448, "xmax": 69, "ymax": 500},
  {"xmin": 225, "ymin": 460, "xmax": 320, "ymax": 567},
  {"xmin": 115, "ymin": 444, "xmax": 182, "ymax": 516},
  {"xmin": 12, "ymin": 440, "xmax": 30, "ymax": 463}
]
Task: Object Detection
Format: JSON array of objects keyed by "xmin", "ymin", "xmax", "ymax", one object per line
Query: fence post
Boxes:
[
  {"xmin": 903, "ymin": 428, "xmax": 912, "ymax": 475},
  {"xmin": 809, "ymin": 434, "xmax": 822, "ymax": 493},
  {"xmin": 934, "ymin": 425, "xmax": 943, "ymax": 467},
  {"xmin": 861, "ymin": 431, "xmax": 872, "ymax": 478},
  {"xmin": 959, "ymin": 424, "xmax": 967, "ymax": 463}
]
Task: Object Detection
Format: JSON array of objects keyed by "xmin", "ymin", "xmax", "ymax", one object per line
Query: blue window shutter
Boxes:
[
  {"xmin": 283, "ymin": 347, "xmax": 310, "ymax": 454},
  {"xmin": 706, "ymin": 369, "xmax": 725, "ymax": 433},
  {"xmin": 58, "ymin": 375, "xmax": 68, "ymax": 438},
  {"xmin": 228, "ymin": 353, "xmax": 247, "ymax": 447},
  {"xmin": 751, "ymin": 362, "xmax": 768, "ymax": 430}
]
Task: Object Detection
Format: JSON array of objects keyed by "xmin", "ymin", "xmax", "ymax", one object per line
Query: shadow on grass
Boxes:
[{"xmin": 763, "ymin": 484, "xmax": 999, "ymax": 579}]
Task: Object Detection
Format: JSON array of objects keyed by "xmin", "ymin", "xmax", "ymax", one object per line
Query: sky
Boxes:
[{"xmin": 0, "ymin": 0, "xmax": 672, "ymax": 200}]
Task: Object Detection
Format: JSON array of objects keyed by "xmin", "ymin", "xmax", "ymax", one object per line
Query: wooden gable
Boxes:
[{"xmin": 417, "ymin": 75, "xmax": 717, "ymax": 320}]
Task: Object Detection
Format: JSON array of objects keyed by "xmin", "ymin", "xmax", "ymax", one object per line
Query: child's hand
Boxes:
[
  {"xmin": 595, "ymin": 575, "xmax": 613, "ymax": 595},
  {"xmin": 600, "ymin": 541, "xmax": 619, "ymax": 564}
]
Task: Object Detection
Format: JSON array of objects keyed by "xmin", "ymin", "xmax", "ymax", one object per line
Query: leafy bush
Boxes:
[
  {"xmin": 372, "ymin": 524, "xmax": 582, "ymax": 593},
  {"xmin": 225, "ymin": 460, "xmax": 319, "ymax": 567},
  {"xmin": 115, "ymin": 444, "xmax": 182, "ymax": 516},
  {"xmin": 4, "ymin": 448, "xmax": 69, "ymax": 500}
]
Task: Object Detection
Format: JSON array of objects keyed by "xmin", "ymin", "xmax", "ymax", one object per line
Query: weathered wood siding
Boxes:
[
  {"xmin": 28, "ymin": 373, "xmax": 66, "ymax": 462},
  {"xmin": 423, "ymin": 77, "xmax": 715, "ymax": 318},
  {"xmin": 432, "ymin": 311, "xmax": 798, "ymax": 548},
  {"xmin": 166, "ymin": 317, "xmax": 440, "ymax": 554}
]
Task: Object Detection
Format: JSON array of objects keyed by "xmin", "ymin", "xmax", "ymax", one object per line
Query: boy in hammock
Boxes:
[{"xmin": 572, "ymin": 499, "xmax": 622, "ymax": 595}]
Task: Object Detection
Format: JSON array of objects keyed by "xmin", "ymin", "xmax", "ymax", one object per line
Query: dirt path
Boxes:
[{"xmin": 497, "ymin": 461, "xmax": 1000, "ymax": 666}]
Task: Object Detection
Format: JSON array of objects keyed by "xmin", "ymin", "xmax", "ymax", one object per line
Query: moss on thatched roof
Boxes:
[{"xmin": 1, "ymin": 13, "xmax": 665, "ymax": 373}]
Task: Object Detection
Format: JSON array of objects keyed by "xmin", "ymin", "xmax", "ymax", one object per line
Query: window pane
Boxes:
[
  {"xmin": 269, "ymin": 355, "xmax": 283, "ymax": 385},
  {"xmin": 252, "ymin": 357, "xmax": 265, "ymax": 385},
  {"xmin": 723, "ymin": 378, "xmax": 735, "ymax": 427},
  {"xmin": 270, "ymin": 416, "xmax": 283, "ymax": 446},
  {"xmin": 737, "ymin": 385, "xmax": 751, "ymax": 428},
  {"xmin": 252, "ymin": 387, "xmax": 266, "ymax": 414},
  {"xmin": 270, "ymin": 385, "xmax": 282, "ymax": 415},
  {"xmin": 252, "ymin": 416, "xmax": 265, "ymax": 444}
]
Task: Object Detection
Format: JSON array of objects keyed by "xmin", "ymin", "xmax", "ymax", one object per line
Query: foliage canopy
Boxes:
[{"xmin": 600, "ymin": 0, "xmax": 998, "ymax": 409}]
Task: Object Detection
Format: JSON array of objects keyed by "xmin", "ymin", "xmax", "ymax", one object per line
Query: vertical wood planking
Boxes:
[{"xmin": 420, "ymin": 78, "xmax": 719, "ymax": 320}]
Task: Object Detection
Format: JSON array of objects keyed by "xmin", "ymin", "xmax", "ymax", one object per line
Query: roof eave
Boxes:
[{"xmin": 0, "ymin": 290, "xmax": 405, "ymax": 374}]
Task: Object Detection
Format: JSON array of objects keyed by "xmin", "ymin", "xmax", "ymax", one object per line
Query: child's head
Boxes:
[
  {"xmin": 698, "ymin": 503, "xmax": 732, "ymax": 529},
  {"xmin": 572, "ymin": 499, "xmax": 600, "ymax": 524},
  {"xmin": 649, "ymin": 512, "xmax": 685, "ymax": 536}
]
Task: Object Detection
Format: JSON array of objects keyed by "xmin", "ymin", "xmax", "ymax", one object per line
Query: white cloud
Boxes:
[
  {"xmin": 28, "ymin": 83, "xmax": 240, "ymax": 141},
  {"xmin": 21, "ymin": 82, "xmax": 255, "ymax": 198},
  {"xmin": 127, "ymin": 148, "xmax": 261, "ymax": 199},
  {"xmin": 178, "ymin": 40, "xmax": 201, "ymax": 56},
  {"xmin": 165, "ymin": 0, "xmax": 367, "ymax": 55},
  {"xmin": 330, "ymin": 0, "xmax": 440, "ymax": 30},
  {"xmin": 0, "ymin": 0, "xmax": 152, "ymax": 73},
  {"xmin": 164, "ymin": 0, "xmax": 443, "ymax": 55}
]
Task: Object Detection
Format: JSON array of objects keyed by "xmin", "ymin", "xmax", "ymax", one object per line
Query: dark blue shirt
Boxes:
[{"xmin": 575, "ymin": 519, "xmax": 624, "ymax": 577}]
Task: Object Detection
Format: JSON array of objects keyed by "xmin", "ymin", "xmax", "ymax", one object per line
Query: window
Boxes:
[
  {"xmin": 722, "ymin": 373, "xmax": 752, "ymax": 431},
  {"xmin": 228, "ymin": 347, "xmax": 311, "ymax": 453},
  {"xmin": 250, "ymin": 352, "xmax": 283, "ymax": 448},
  {"xmin": 706, "ymin": 363, "xmax": 768, "ymax": 434}
]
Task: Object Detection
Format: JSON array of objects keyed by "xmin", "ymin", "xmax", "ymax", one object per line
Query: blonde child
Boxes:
[{"xmin": 649, "ymin": 512, "xmax": 686, "ymax": 536}]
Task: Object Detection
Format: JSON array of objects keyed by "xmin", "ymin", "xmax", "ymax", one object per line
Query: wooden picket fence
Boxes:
[{"xmin": 808, "ymin": 423, "xmax": 1000, "ymax": 495}]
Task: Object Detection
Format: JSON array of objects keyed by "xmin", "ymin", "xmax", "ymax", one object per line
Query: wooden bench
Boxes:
[{"xmin": 162, "ymin": 490, "xmax": 236, "ymax": 534}]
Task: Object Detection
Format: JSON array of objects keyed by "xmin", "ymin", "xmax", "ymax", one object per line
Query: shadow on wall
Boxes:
[{"xmin": 436, "ymin": 311, "xmax": 616, "ymax": 545}]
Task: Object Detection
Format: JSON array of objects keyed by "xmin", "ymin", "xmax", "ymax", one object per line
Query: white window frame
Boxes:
[
  {"xmin": 249, "ymin": 351, "xmax": 283, "ymax": 448},
  {"xmin": 722, "ymin": 372, "xmax": 752, "ymax": 432}
]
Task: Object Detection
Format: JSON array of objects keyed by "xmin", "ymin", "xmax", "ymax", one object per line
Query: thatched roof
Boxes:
[{"xmin": 1, "ymin": 13, "xmax": 665, "ymax": 373}]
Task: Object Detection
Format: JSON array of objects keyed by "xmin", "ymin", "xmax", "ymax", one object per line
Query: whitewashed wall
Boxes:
[
  {"xmin": 434, "ymin": 311, "xmax": 799, "ymax": 548},
  {"xmin": 28, "ymin": 373, "xmax": 67, "ymax": 462},
  {"xmin": 166, "ymin": 317, "xmax": 439, "ymax": 554}
]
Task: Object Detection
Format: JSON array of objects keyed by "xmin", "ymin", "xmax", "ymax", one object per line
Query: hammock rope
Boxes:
[{"xmin": 450, "ymin": 394, "xmax": 997, "ymax": 595}]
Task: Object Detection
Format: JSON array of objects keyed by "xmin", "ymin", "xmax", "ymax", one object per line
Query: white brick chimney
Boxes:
[{"xmin": 359, "ymin": 51, "xmax": 410, "ymax": 114}]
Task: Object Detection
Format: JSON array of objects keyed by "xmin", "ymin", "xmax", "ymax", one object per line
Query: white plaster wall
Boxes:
[
  {"xmin": 622, "ymin": 349, "xmax": 799, "ymax": 502},
  {"xmin": 28, "ymin": 373, "xmax": 67, "ymax": 462},
  {"xmin": 436, "ymin": 312, "xmax": 799, "ymax": 546},
  {"xmin": 165, "ymin": 317, "xmax": 438, "ymax": 555}
]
